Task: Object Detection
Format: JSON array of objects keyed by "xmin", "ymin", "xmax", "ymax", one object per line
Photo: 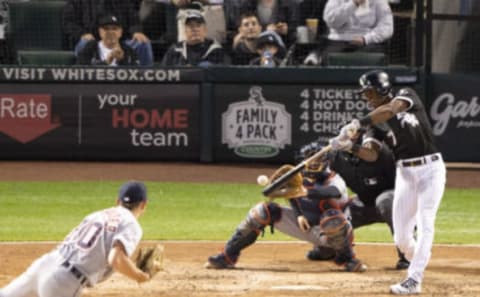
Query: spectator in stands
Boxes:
[
  {"xmin": 63, "ymin": 0, "xmax": 153, "ymax": 66},
  {"xmin": 161, "ymin": 10, "xmax": 225, "ymax": 66},
  {"xmin": 155, "ymin": 0, "xmax": 226, "ymax": 44},
  {"xmin": 323, "ymin": 0, "xmax": 393, "ymax": 53},
  {"xmin": 0, "ymin": 0, "xmax": 8, "ymax": 63},
  {"xmin": 232, "ymin": 12, "xmax": 263, "ymax": 65},
  {"xmin": 249, "ymin": 30, "xmax": 286, "ymax": 66},
  {"xmin": 303, "ymin": 0, "xmax": 393, "ymax": 66},
  {"xmin": 238, "ymin": 0, "xmax": 300, "ymax": 46},
  {"xmin": 299, "ymin": 0, "xmax": 328, "ymax": 41},
  {"xmin": 76, "ymin": 14, "xmax": 139, "ymax": 66}
]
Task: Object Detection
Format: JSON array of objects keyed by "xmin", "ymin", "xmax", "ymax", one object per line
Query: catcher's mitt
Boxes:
[
  {"xmin": 133, "ymin": 244, "xmax": 164, "ymax": 278},
  {"xmin": 267, "ymin": 164, "xmax": 307, "ymax": 199}
]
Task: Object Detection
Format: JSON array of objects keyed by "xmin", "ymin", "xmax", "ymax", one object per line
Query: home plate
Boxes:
[{"xmin": 270, "ymin": 285, "xmax": 328, "ymax": 291}]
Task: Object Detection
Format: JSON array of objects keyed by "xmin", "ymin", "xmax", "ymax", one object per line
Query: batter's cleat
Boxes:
[
  {"xmin": 395, "ymin": 259, "xmax": 410, "ymax": 270},
  {"xmin": 306, "ymin": 246, "xmax": 336, "ymax": 261},
  {"xmin": 345, "ymin": 259, "xmax": 367, "ymax": 272},
  {"xmin": 390, "ymin": 277, "xmax": 421, "ymax": 295},
  {"xmin": 204, "ymin": 254, "xmax": 235, "ymax": 269}
]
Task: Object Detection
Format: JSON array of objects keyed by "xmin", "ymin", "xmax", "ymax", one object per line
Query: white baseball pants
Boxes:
[{"xmin": 392, "ymin": 153, "xmax": 446, "ymax": 283}]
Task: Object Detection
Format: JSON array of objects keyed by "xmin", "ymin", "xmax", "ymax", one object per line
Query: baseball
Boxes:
[{"xmin": 257, "ymin": 175, "xmax": 269, "ymax": 186}]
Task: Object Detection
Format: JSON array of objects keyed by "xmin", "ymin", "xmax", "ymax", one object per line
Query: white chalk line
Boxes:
[{"xmin": 0, "ymin": 240, "xmax": 479, "ymax": 247}]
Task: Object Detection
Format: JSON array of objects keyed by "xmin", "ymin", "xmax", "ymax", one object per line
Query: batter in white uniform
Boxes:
[
  {"xmin": 330, "ymin": 70, "xmax": 446, "ymax": 295},
  {"xmin": 0, "ymin": 181, "xmax": 151, "ymax": 297}
]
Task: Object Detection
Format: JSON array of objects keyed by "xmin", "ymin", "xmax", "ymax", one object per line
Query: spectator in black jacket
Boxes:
[
  {"xmin": 63, "ymin": 0, "xmax": 153, "ymax": 66},
  {"xmin": 161, "ymin": 10, "xmax": 225, "ymax": 66},
  {"xmin": 76, "ymin": 14, "xmax": 139, "ymax": 66},
  {"xmin": 231, "ymin": 12, "xmax": 262, "ymax": 65},
  {"xmin": 239, "ymin": 0, "xmax": 300, "ymax": 46}
]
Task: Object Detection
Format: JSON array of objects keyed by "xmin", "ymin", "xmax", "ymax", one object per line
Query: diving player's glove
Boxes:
[{"xmin": 133, "ymin": 244, "xmax": 164, "ymax": 278}]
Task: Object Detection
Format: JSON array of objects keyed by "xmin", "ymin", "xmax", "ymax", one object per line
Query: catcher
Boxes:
[
  {"xmin": 0, "ymin": 181, "xmax": 162, "ymax": 297},
  {"xmin": 301, "ymin": 137, "xmax": 410, "ymax": 270},
  {"xmin": 205, "ymin": 147, "xmax": 367, "ymax": 272}
]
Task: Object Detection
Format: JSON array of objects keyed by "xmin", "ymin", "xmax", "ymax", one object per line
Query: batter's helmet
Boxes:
[{"xmin": 357, "ymin": 70, "xmax": 392, "ymax": 96}]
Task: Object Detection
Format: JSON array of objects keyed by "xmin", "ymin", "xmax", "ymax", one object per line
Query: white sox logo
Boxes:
[{"xmin": 397, "ymin": 112, "xmax": 419, "ymax": 128}]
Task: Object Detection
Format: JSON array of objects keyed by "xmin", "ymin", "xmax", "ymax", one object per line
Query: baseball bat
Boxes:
[{"xmin": 262, "ymin": 144, "xmax": 332, "ymax": 197}]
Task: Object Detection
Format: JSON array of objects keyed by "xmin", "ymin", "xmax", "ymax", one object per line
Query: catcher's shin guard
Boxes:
[
  {"xmin": 224, "ymin": 202, "xmax": 282, "ymax": 262},
  {"xmin": 319, "ymin": 209, "xmax": 351, "ymax": 251}
]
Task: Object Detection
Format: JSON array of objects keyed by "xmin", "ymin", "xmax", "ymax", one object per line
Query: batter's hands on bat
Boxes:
[
  {"xmin": 340, "ymin": 119, "xmax": 361, "ymax": 139},
  {"xmin": 329, "ymin": 136, "xmax": 353, "ymax": 151},
  {"xmin": 297, "ymin": 215, "xmax": 311, "ymax": 232}
]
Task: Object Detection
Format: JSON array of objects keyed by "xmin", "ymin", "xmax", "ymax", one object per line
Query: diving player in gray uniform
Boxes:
[
  {"xmin": 331, "ymin": 70, "xmax": 446, "ymax": 295},
  {"xmin": 300, "ymin": 138, "xmax": 409, "ymax": 270},
  {"xmin": 0, "ymin": 181, "xmax": 151, "ymax": 297},
  {"xmin": 205, "ymin": 155, "xmax": 367, "ymax": 273}
]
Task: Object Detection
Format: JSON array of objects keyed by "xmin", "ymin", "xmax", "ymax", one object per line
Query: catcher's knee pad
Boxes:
[
  {"xmin": 319, "ymin": 199, "xmax": 341, "ymax": 212},
  {"xmin": 320, "ymin": 209, "xmax": 352, "ymax": 250},
  {"xmin": 239, "ymin": 202, "xmax": 282, "ymax": 233}
]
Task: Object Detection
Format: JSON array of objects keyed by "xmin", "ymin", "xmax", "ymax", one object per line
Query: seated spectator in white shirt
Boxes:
[
  {"xmin": 76, "ymin": 15, "xmax": 139, "ymax": 66},
  {"xmin": 323, "ymin": 0, "xmax": 393, "ymax": 53}
]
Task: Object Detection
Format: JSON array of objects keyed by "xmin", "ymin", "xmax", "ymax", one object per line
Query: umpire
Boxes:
[{"xmin": 301, "ymin": 134, "xmax": 410, "ymax": 270}]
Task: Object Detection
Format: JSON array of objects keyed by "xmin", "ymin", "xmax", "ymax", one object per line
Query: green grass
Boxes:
[{"xmin": 0, "ymin": 182, "xmax": 479, "ymax": 244}]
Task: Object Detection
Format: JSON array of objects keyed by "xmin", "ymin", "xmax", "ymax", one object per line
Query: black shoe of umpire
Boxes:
[{"xmin": 306, "ymin": 246, "xmax": 336, "ymax": 261}]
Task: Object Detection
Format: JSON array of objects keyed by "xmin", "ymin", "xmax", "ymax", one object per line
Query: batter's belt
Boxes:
[{"xmin": 398, "ymin": 153, "xmax": 441, "ymax": 167}]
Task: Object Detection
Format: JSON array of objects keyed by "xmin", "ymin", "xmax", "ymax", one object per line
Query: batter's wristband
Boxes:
[
  {"xmin": 359, "ymin": 116, "xmax": 372, "ymax": 127},
  {"xmin": 351, "ymin": 144, "xmax": 361, "ymax": 154}
]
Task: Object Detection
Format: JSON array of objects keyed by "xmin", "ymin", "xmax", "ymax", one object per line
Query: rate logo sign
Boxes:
[
  {"xmin": 222, "ymin": 86, "xmax": 291, "ymax": 158},
  {"xmin": 0, "ymin": 94, "xmax": 61, "ymax": 143}
]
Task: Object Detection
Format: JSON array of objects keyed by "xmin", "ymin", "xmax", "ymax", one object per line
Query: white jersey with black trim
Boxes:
[{"xmin": 370, "ymin": 87, "xmax": 439, "ymax": 160}]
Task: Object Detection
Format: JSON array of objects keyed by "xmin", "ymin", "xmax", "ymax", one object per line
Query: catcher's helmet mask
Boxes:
[
  {"xmin": 295, "ymin": 140, "xmax": 330, "ymax": 183},
  {"xmin": 356, "ymin": 70, "xmax": 392, "ymax": 97}
]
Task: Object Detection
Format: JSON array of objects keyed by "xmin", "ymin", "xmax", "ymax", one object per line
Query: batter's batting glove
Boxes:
[
  {"xmin": 329, "ymin": 137, "xmax": 353, "ymax": 152},
  {"xmin": 339, "ymin": 119, "xmax": 361, "ymax": 139}
]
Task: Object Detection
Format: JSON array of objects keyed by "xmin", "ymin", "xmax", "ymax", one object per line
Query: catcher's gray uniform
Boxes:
[
  {"xmin": 206, "ymin": 165, "xmax": 365, "ymax": 272},
  {"xmin": 0, "ymin": 185, "xmax": 144, "ymax": 297},
  {"xmin": 273, "ymin": 173, "xmax": 348, "ymax": 245}
]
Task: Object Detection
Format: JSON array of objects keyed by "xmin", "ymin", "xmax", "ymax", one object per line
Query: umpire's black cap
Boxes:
[{"xmin": 118, "ymin": 181, "xmax": 147, "ymax": 203}]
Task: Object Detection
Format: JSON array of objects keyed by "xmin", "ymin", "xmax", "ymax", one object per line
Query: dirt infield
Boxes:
[
  {"xmin": 0, "ymin": 161, "xmax": 479, "ymax": 296},
  {"xmin": 0, "ymin": 242, "xmax": 479, "ymax": 297}
]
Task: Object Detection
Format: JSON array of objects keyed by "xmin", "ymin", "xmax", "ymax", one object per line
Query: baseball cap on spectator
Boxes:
[
  {"xmin": 256, "ymin": 30, "xmax": 285, "ymax": 50},
  {"xmin": 118, "ymin": 181, "xmax": 147, "ymax": 203},
  {"xmin": 184, "ymin": 10, "xmax": 205, "ymax": 25},
  {"xmin": 98, "ymin": 14, "xmax": 122, "ymax": 28}
]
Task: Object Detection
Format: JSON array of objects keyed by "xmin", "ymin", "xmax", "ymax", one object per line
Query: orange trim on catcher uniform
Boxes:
[{"xmin": 251, "ymin": 203, "xmax": 271, "ymax": 226}]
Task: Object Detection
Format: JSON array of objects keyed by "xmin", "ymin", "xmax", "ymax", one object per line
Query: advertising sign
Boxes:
[
  {"xmin": 0, "ymin": 83, "xmax": 200, "ymax": 160},
  {"xmin": 430, "ymin": 74, "xmax": 480, "ymax": 162},
  {"xmin": 215, "ymin": 84, "xmax": 371, "ymax": 163}
]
